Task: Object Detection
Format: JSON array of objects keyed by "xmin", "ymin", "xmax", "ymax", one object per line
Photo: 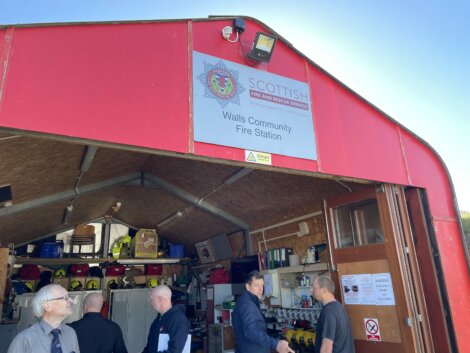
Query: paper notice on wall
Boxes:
[
  {"xmin": 263, "ymin": 273, "xmax": 273, "ymax": 297},
  {"xmin": 342, "ymin": 274, "xmax": 376, "ymax": 305},
  {"xmin": 373, "ymin": 273, "xmax": 395, "ymax": 305},
  {"xmin": 342, "ymin": 273, "xmax": 395, "ymax": 306},
  {"xmin": 342, "ymin": 275, "xmax": 361, "ymax": 305},
  {"xmin": 357, "ymin": 274, "xmax": 376, "ymax": 305}
]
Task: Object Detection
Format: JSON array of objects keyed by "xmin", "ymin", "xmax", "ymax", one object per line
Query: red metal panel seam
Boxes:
[
  {"xmin": 187, "ymin": 20, "xmax": 194, "ymax": 154},
  {"xmin": 0, "ymin": 27, "xmax": 14, "ymax": 110},
  {"xmin": 432, "ymin": 216, "xmax": 459, "ymax": 223},
  {"xmin": 397, "ymin": 126, "xmax": 412, "ymax": 185},
  {"xmin": 305, "ymin": 59, "xmax": 321, "ymax": 171}
]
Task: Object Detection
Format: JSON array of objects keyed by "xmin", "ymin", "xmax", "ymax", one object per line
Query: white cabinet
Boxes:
[{"xmin": 277, "ymin": 263, "xmax": 328, "ymax": 308}]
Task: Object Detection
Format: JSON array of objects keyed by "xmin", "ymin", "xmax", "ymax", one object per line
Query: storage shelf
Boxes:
[
  {"xmin": 281, "ymin": 285, "xmax": 313, "ymax": 289},
  {"xmin": 14, "ymin": 256, "xmax": 189, "ymax": 267},
  {"xmin": 277, "ymin": 262, "xmax": 328, "ymax": 274}
]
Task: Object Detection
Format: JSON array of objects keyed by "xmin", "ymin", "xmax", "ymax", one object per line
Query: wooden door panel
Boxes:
[
  {"xmin": 338, "ymin": 260, "xmax": 401, "ymax": 343},
  {"xmin": 324, "ymin": 185, "xmax": 425, "ymax": 353}
]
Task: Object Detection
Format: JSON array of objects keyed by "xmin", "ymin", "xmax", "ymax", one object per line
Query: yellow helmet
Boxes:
[
  {"xmin": 147, "ymin": 278, "xmax": 158, "ymax": 288},
  {"xmin": 55, "ymin": 268, "xmax": 66, "ymax": 278},
  {"xmin": 70, "ymin": 280, "xmax": 82, "ymax": 291},
  {"xmin": 86, "ymin": 279, "xmax": 99, "ymax": 290},
  {"xmin": 285, "ymin": 329, "xmax": 294, "ymax": 343},
  {"xmin": 24, "ymin": 281, "xmax": 34, "ymax": 292}
]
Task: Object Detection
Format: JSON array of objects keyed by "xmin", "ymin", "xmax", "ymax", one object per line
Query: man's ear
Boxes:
[
  {"xmin": 43, "ymin": 302, "xmax": 52, "ymax": 313},
  {"xmin": 245, "ymin": 283, "xmax": 250, "ymax": 291}
]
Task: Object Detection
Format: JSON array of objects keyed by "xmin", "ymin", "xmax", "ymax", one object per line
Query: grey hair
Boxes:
[
  {"xmin": 84, "ymin": 292, "xmax": 104, "ymax": 310},
  {"xmin": 152, "ymin": 285, "xmax": 172, "ymax": 299},
  {"xmin": 32, "ymin": 284, "xmax": 66, "ymax": 318},
  {"xmin": 315, "ymin": 275, "xmax": 335, "ymax": 294}
]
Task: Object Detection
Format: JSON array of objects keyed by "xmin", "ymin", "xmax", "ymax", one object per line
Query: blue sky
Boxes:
[{"xmin": 1, "ymin": 0, "xmax": 469, "ymax": 210}]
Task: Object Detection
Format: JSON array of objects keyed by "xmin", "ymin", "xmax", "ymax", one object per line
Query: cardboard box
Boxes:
[
  {"xmin": 134, "ymin": 275, "xmax": 147, "ymax": 286},
  {"xmin": 131, "ymin": 229, "xmax": 158, "ymax": 258}
]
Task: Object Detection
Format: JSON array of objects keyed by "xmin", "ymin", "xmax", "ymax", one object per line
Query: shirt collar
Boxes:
[{"xmin": 39, "ymin": 320, "xmax": 58, "ymax": 335}]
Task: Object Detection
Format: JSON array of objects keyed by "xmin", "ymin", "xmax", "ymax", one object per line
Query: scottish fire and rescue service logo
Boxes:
[{"xmin": 197, "ymin": 60, "xmax": 245, "ymax": 108}]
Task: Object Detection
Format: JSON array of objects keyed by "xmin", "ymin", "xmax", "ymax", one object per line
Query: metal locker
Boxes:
[{"xmin": 110, "ymin": 288, "xmax": 158, "ymax": 353}]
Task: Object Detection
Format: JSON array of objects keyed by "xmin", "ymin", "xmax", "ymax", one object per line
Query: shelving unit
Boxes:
[
  {"xmin": 13, "ymin": 256, "xmax": 188, "ymax": 267},
  {"xmin": 278, "ymin": 262, "xmax": 328, "ymax": 308}
]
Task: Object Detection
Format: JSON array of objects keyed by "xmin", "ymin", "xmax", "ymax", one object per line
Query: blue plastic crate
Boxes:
[
  {"xmin": 40, "ymin": 241, "xmax": 64, "ymax": 258},
  {"xmin": 169, "ymin": 244, "xmax": 184, "ymax": 258}
]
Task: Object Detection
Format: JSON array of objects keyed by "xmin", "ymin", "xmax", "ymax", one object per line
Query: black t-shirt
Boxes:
[{"xmin": 315, "ymin": 301, "xmax": 355, "ymax": 353}]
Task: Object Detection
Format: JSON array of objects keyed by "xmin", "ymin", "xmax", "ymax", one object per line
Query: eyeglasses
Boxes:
[
  {"xmin": 46, "ymin": 295, "xmax": 77, "ymax": 304},
  {"xmin": 46, "ymin": 295, "xmax": 70, "ymax": 302}
]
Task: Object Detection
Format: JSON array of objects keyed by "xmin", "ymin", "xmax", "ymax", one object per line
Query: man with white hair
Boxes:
[
  {"xmin": 142, "ymin": 285, "xmax": 190, "ymax": 353},
  {"xmin": 7, "ymin": 283, "xmax": 80, "ymax": 353},
  {"xmin": 69, "ymin": 292, "xmax": 127, "ymax": 353}
]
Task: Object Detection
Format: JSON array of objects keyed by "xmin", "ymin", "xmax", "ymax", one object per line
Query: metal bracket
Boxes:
[{"xmin": 406, "ymin": 317, "xmax": 413, "ymax": 326}]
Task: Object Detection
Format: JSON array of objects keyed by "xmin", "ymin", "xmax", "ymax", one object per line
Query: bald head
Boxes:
[
  {"xmin": 152, "ymin": 285, "xmax": 172, "ymax": 299},
  {"xmin": 83, "ymin": 292, "xmax": 104, "ymax": 313},
  {"xmin": 150, "ymin": 285, "xmax": 172, "ymax": 314}
]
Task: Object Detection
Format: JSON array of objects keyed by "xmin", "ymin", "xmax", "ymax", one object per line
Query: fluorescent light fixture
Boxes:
[
  {"xmin": 248, "ymin": 32, "xmax": 277, "ymax": 62},
  {"xmin": 157, "ymin": 211, "xmax": 183, "ymax": 229},
  {"xmin": 62, "ymin": 204, "xmax": 74, "ymax": 224}
]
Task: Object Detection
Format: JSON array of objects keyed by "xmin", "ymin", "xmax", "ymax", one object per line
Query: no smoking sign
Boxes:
[{"xmin": 364, "ymin": 318, "xmax": 381, "ymax": 341}]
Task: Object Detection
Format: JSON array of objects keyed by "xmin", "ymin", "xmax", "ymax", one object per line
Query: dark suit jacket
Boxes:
[{"xmin": 69, "ymin": 312, "xmax": 127, "ymax": 353}]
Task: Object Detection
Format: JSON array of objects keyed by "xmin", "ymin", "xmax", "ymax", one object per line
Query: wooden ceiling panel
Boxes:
[
  {"xmin": 0, "ymin": 137, "xmax": 84, "ymax": 203},
  {"xmin": 0, "ymin": 202, "xmax": 71, "ymax": 246},
  {"xmin": 79, "ymin": 148, "xmax": 148, "ymax": 185},
  {"xmin": 156, "ymin": 206, "xmax": 240, "ymax": 245},
  {"xmin": 0, "ymin": 134, "xmax": 367, "ymax": 249},
  {"xmin": 113, "ymin": 186, "xmax": 192, "ymax": 230},
  {"xmin": 143, "ymin": 154, "xmax": 241, "ymax": 198},
  {"xmin": 66, "ymin": 186, "xmax": 124, "ymax": 224},
  {"xmin": 206, "ymin": 170, "xmax": 348, "ymax": 230}
]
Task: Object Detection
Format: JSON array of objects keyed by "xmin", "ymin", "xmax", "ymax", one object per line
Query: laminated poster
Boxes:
[{"xmin": 341, "ymin": 273, "xmax": 395, "ymax": 306}]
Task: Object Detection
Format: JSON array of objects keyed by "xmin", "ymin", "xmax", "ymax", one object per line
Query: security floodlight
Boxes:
[{"xmin": 248, "ymin": 32, "xmax": 277, "ymax": 62}]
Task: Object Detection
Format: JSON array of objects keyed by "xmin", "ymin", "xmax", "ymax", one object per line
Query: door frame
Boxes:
[{"xmin": 323, "ymin": 184, "xmax": 431, "ymax": 353}]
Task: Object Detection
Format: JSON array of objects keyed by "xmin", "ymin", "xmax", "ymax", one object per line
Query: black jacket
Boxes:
[
  {"xmin": 68, "ymin": 312, "xmax": 127, "ymax": 353},
  {"xmin": 232, "ymin": 291, "xmax": 278, "ymax": 353},
  {"xmin": 142, "ymin": 304, "xmax": 190, "ymax": 353}
]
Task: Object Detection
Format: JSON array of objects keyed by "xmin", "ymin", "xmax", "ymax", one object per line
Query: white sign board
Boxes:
[
  {"xmin": 341, "ymin": 273, "xmax": 395, "ymax": 306},
  {"xmin": 193, "ymin": 51, "xmax": 316, "ymax": 160},
  {"xmin": 364, "ymin": 318, "xmax": 381, "ymax": 341}
]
